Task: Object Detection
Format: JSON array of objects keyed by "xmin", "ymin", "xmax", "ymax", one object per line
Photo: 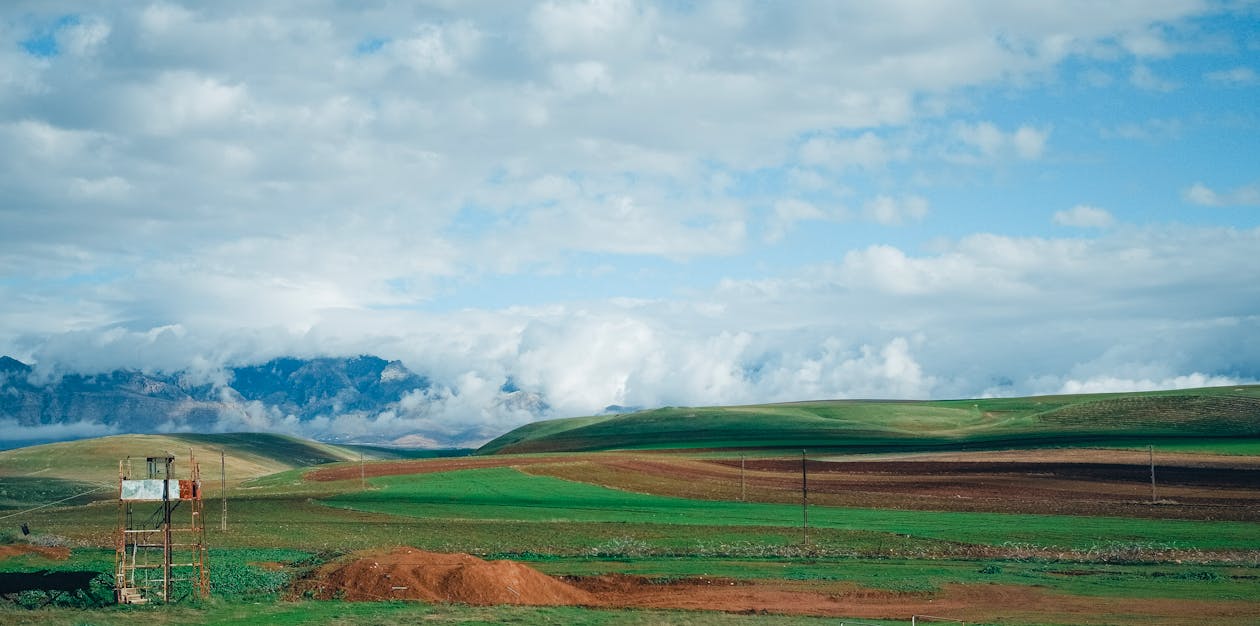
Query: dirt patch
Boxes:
[
  {"xmin": 296, "ymin": 549, "xmax": 1260, "ymax": 623},
  {"xmin": 565, "ymin": 573, "xmax": 929, "ymax": 617},
  {"xmin": 0, "ymin": 544, "xmax": 70, "ymax": 560},
  {"xmin": 295, "ymin": 547, "xmax": 595, "ymax": 605}
]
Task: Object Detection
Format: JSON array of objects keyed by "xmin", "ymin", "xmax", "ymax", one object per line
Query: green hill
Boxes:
[
  {"xmin": 477, "ymin": 385, "xmax": 1260, "ymax": 455},
  {"xmin": 0, "ymin": 432, "xmax": 395, "ymax": 510}
]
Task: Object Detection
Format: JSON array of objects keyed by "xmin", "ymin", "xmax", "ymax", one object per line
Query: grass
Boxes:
[
  {"xmin": 0, "ymin": 433, "xmax": 381, "ymax": 489},
  {"xmin": 0, "ymin": 601, "xmax": 876, "ymax": 625},
  {"xmin": 527, "ymin": 556, "xmax": 1260, "ymax": 601},
  {"xmin": 2, "ymin": 402, "xmax": 1258, "ymax": 625},
  {"xmin": 0, "ymin": 476, "xmax": 109, "ymax": 510},
  {"xmin": 478, "ymin": 385, "xmax": 1260, "ymax": 454},
  {"xmin": 325, "ymin": 467, "xmax": 1260, "ymax": 551}
]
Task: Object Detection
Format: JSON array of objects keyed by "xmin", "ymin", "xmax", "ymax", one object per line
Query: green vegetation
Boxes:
[
  {"xmin": 478, "ymin": 385, "xmax": 1260, "ymax": 454},
  {"xmin": 0, "ymin": 601, "xmax": 864, "ymax": 625},
  {"xmin": 0, "ymin": 430, "xmax": 385, "ymax": 491},
  {"xmin": 2, "ymin": 387, "xmax": 1259, "ymax": 624},
  {"xmin": 0, "ymin": 476, "xmax": 107, "ymax": 510},
  {"xmin": 529, "ymin": 557, "xmax": 1260, "ymax": 601},
  {"xmin": 327, "ymin": 467, "xmax": 1260, "ymax": 551}
]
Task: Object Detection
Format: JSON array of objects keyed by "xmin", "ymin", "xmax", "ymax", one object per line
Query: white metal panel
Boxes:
[{"xmin": 120, "ymin": 479, "xmax": 181, "ymax": 501}]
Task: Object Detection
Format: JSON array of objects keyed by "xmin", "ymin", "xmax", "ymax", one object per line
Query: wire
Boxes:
[{"xmin": 0, "ymin": 484, "xmax": 114, "ymax": 521}]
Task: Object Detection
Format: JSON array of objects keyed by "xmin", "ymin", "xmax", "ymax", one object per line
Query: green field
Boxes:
[
  {"xmin": 326, "ymin": 467, "xmax": 1260, "ymax": 551},
  {"xmin": 2, "ymin": 385, "xmax": 1259, "ymax": 624},
  {"xmin": 479, "ymin": 386, "xmax": 1260, "ymax": 454},
  {"xmin": 0, "ymin": 433, "xmax": 411, "ymax": 510}
]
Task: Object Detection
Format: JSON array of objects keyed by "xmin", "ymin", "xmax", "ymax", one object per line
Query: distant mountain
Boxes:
[
  {"xmin": 224, "ymin": 355, "xmax": 430, "ymax": 420},
  {"xmin": 0, "ymin": 355, "xmax": 509, "ymax": 448}
]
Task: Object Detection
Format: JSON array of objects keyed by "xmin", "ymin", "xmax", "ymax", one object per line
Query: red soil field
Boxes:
[
  {"xmin": 296, "ymin": 547, "xmax": 1260, "ymax": 624},
  {"xmin": 523, "ymin": 451, "xmax": 1260, "ymax": 521},
  {"xmin": 0, "ymin": 545, "xmax": 69, "ymax": 560}
]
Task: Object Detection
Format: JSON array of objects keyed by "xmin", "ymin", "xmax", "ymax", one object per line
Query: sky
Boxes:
[{"xmin": 1, "ymin": 1, "xmax": 1259, "ymax": 443}]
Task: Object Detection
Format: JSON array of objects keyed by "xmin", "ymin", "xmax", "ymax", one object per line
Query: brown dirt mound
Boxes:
[
  {"xmin": 0, "ymin": 544, "xmax": 70, "ymax": 560},
  {"xmin": 298, "ymin": 547, "xmax": 595, "ymax": 606}
]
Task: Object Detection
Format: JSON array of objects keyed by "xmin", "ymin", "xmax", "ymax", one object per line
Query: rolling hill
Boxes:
[
  {"xmin": 477, "ymin": 385, "xmax": 1260, "ymax": 455},
  {"xmin": 0, "ymin": 432, "xmax": 402, "ymax": 510}
]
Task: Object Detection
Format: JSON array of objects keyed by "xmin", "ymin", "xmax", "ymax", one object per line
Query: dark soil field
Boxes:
[
  {"xmin": 521, "ymin": 448, "xmax": 1260, "ymax": 521},
  {"xmin": 304, "ymin": 446, "xmax": 1260, "ymax": 520}
]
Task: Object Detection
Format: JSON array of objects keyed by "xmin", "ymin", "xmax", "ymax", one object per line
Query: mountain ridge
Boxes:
[{"xmin": 0, "ymin": 355, "xmax": 510, "ymax": 449}]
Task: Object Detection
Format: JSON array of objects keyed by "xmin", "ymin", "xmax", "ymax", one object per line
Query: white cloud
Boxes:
[
  {"xmin": 1100, "ymin": 118, "xmax": 1181, "ymax": 141},
  {"xmin": 7, "ymin": 225, "xmax": 1260, "ymax": 441},
  {"xmin": 865, "ymin": 195, "xmax": 928, "ymax": 226},
  {"xmin": 1205, "ymin": 66, "xmax": 1257, "ymax": 85},
  {"xmin": 58, "ymin": 16, "xmax": 111, "ymax": 57},
  {"xmin": 765, "ymin": 198, "xmax": 843, "ymax": 243},
  {"xmin": 1054, "ymin": 205, "xmax": 1115, "ymax": 228},
  {"xmin": 530, "ymin": 0, "xmax": 656, "ymax": 57},
  {"xmin": 1119, "ymin": 28, "xmax": 1176, "ymax": 58},
  {"xmin": 0, "ymin": 419, "xmax": 116, "ymax": 443},
  {"xmin": 1130, "ymin": 64, "xmax": 1177, "ymax": 91},
  {"xmin": 127, "ymin": 71, "xmax": 248, "ymax": 136},
  {"xmin": 386, "ymin": 22, "xmax": 482, "ymax": 75},
  {"xmin": 952, "ymin": 122, "xmax": 1050, "ymax": 162},
  {"xmin": 68, "ymin": 176, "xmax": 132, "ymax": 200},
  {"xmin": 1, "ymin": 3, "xmax": 1256, "ymax": 443},
  {"xmin": 1011, "ymin": 126, "xmax": 1049, "ymax": 159},
  {"xmin": 1184, "ymin": 182, "xmax": 1260, "ymax": 207},
  {"xmin": 800, "ymin": 132, "xmax": 903, "ymax": 170},
  {"xmin": 1058, "ymin": 373, "xmax": 1246, "ymax": 395}
]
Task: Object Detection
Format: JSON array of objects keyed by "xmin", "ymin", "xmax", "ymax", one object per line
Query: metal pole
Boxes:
[
  {"xmin": 220, "ymin": 449, "xmax": 227, "ymax": 531},
  {"xmin": 740, "ymin": 455, "xmax": 746, "ymax": 501},
  {"xmin": 801, "ymin": 449, "xmax": 808, "ymax": 546},
  {"xmin": 162, "ymin": 457, "xmax": 172, "ymax": 603}
]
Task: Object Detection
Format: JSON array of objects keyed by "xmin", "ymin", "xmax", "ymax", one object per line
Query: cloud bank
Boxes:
[{"xmin": 1, "ymin": 2, "xmax": 1258, "ymax": 443}]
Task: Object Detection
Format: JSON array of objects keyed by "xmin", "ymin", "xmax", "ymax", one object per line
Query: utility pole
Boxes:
[
  {"xmin": 161, "ymin": 456, "xmax": 173, "ymax": 603},
  {"xmin": 740, "ymin": 454, "xmax": 746, "ymax": 502},
  {"xmin": 801, "ymin": 450, "xmax": 808, "ymax": 546},
  {"xmin": 220, "ymin": 449, "xmax": 227, "ymax": 531},
  {"xmin": 1149, "ymin": 444, "xmax": 1156, "ymax": 504}
]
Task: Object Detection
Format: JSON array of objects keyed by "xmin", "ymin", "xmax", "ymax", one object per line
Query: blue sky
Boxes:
[{"xmin": 0, "ymin": 1, "xmax": 1258, "ymax": 443}]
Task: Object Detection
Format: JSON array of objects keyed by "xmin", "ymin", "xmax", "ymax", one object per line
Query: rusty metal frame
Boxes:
[{"xmin": 114, "ymin": 452, "xmax": 209, "ymax": 604}]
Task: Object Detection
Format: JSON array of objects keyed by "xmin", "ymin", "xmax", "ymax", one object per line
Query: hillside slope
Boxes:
[
  {"xmin": 0, "ymin": 432, "xmax": 390, "ymax": 509},
  {"xmin": 478, "ymin": 385, "xmax": 1260, "ymax": 455}
]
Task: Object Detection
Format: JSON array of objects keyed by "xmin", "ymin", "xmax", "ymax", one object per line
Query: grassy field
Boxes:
[
  {"xmin": 0, "ymin": 601, "xmax": 865, "ymax": 625},
  {"xmin": 0, "ymin": 433, "xmax": 411, "ymax": 509},
  {"xmin": 325, "ymin": 467, "xmax": 1260, "ymax": 551},
  {"xmin": 2, "ymin": 386, "xmax": 1260, "ymax": 623},
  {"xmin": 478, "ymin": 386, "xmax": 1260, "ymax": 454}
]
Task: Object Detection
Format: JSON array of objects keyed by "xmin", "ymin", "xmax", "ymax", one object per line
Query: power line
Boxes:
[{"xmin": 0, "ymin": 484, "xmax": 114, "ymax": 521}]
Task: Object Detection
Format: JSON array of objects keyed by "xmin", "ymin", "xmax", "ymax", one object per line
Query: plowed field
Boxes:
[{"xmin": 516, "ymin": 449, "xmax": 1260, "ymax": 521}]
